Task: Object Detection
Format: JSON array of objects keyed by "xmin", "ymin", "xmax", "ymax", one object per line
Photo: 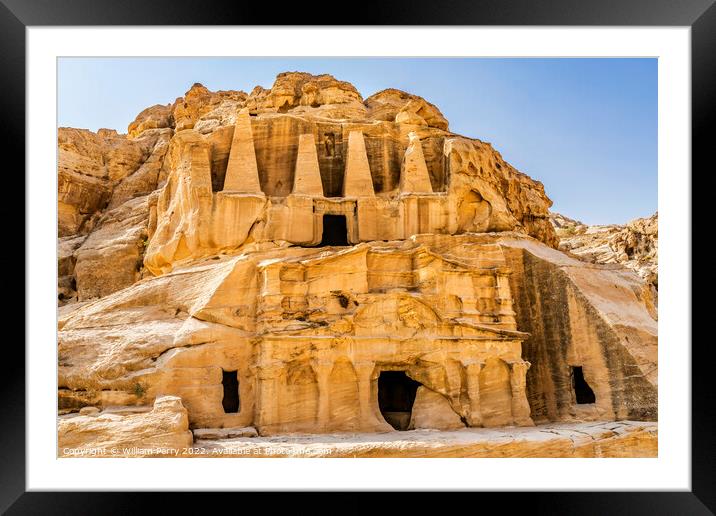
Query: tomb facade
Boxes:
[{"xmin": 58, "ymin": 73, "xmax": 657, "ymax": 447}]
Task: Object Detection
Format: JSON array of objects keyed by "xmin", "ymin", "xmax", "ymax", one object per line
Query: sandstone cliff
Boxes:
[
  {"xmin": 57, "ymin": 71, "xmax": 656, "ymax": 456},
  {"xmin": 58, "ymin": 126, "xmax": 171, "ymax": 304}
]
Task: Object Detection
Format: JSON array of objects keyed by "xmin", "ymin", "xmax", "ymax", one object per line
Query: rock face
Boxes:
[
  {"xmin": 551, "ymin": 212, "xmax": 658, "ymax": 290},
  {"xmin": 501, "ymin": 235, "xmax": 657, "ymax": 422},
  {"xmin": 58, "ymin": 127, "xmax": 166, "ymax": 237},
  {"xmin": 57, "ymin": 72, "xmax": 656, "ymax": 456},
  {"xmin": 58, "ymin": 127, "xmax": 171, "ymax": 304},
  {"xmin": 410, "ymin": 386, "xmax": 466, "ymax": 430}
]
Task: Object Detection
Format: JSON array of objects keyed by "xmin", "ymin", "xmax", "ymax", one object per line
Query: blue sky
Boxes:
[{"xmin": 58, "ymin": 58, "xmax": 657, "ymax": 225}]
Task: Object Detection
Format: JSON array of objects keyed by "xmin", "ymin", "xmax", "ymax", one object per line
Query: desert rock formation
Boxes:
[
  {"xmin": 58, "ymin": 396, "xmax": 193, "ymax": 456},
  {"xmin": 551, "ymin": 212, "xmax": 658, "ymax": 290},
  {"xmin": 57, "ymin": 72, "xmax": 656, "ymax": 457}
]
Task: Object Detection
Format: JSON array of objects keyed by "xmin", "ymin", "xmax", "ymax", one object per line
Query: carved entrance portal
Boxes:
[
  {"xmin": 572, "ymin": 366, "xmax": 596, "ymax": 404},
  {"xmin": 320, "ymin": 214, "xmax": 349, "ymax": 246},
  {"xmin": 221, "ymin": 370, "xmax": 240, "ymax": 414},
  {"xmin": 378, "ymin": 371, "xmax": 421, "ymax": 430}
]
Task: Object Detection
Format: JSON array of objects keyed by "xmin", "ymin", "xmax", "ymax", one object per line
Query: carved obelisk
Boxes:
[
  {"xmin": 291, "ymin": 133, "xmax": 324, "ymax": 196},
  {"xmin": 223, "ymin": 111, "xmax": 262, "ymax": 193},
  {"xmin": 400, "ymin": 132, "xmax": 433, "ymax": 194},
  {"xmin": 342, "ymin": 130, "xmax": 375, "ymax": 197}
]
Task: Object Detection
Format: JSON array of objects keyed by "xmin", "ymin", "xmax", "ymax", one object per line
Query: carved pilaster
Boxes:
[
  {"xmin": 508, "ymin": 360, "xmax": 534, "ymax": 426},
  {"xmin": 354, "ymin": 361, "xmax": 377, "ymax": 423},
  {"xmin": 311, "ymin": 359, "xmax": 334, "ymax": 429},
  {"xmin": 255, "ymin": 363, "xmax": 283, "ymax": 429},
  {"xmin": 462, "ymin": 360, "xmax": 484, "ymax": 427}
]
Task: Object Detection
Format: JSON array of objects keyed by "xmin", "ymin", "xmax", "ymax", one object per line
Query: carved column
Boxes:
[
  {"xmin": 495, "ymin": 271, "xmax": 512, "ymax": 300},
  {"xmin": 256, "ymin": 362, "xmax": 283, "ymax": 432},
  {"xmin": 354, "ymin": 361, "xmax": 384, "ymax": 430},
  {"xmin": 509, "ymin": 360, "xmax": 534, "ymax": 426},
  {"xmin": 311, "ymin": 359, "xmax": 334, "ymax": 431},
  {"xmin": 462, "ymin": 360, "xmax": 484, "ymax": 427}
]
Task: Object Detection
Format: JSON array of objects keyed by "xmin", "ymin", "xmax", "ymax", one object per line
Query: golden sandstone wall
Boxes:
[{"xmin": 57, "ymin": 72, "xmax": 656, "ymax": 451}]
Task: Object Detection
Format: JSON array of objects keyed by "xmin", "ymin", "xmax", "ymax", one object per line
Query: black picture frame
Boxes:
[{"xmin": 3, "ymin": 0, "xmax": 706, "ymax": 512}]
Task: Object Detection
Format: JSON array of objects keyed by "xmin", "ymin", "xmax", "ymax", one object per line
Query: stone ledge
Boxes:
[
  {"xmin": 192, "ymin": 426, "xmax": 258, "ymax": 440},
  {"xmin": 192, "ymin": 420, "xmax": 657, "ymax": 458}
]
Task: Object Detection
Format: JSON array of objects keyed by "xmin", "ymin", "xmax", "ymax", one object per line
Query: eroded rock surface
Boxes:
[
  {"xmin": 58, "ymin": 127, "xmax": 164, "ymax": 237},
  {"xmin": 193, "ymin": 421, "xmax": 658, "ymax": 458},
  {"xmin": 58, "ymin": 395, "xmax": 193, "ymax": 456}
]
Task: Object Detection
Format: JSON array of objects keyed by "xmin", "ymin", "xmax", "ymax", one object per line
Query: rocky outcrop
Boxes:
[
  {"xmin": 73, "ymin": 195, "xmax": 151, "ymax": 301},
  {"xmin": 127, "ymin": 104, "xmax": 173, "ymax": 139},
  {"xmin": 58, "ymin": 235, "xmax": 85, "ymax": 304},
  {"xmin": 365, "ymin": 88, "xmax": 449, "ymax": 130},
  {"xmin": 57, "ymin": 127, "xmax": 169, "ymax": 301},
  {"xmin": 108, "ymin": 130, "xmax": 171, "ymax": 209},
  {"xmin": 58, "ymin": 127, "xmax": 163, "ymax": 237},
  {"xmin": 445, "ymin": 138, "xmax": 557, "ymax": 247},
  {"xmin": 500, "ymin": 235, "xmax": 657, "ymax": 422},
  {"xmin": 410, "ymin": 387, "xmax": 466, "ymax": 430},
  {"xmin": 551, "ymin": 212, "xmax": 658, "ymax": 289},
  {"xmin": 58, "ymin": 395, "xmax": 193, "ymax": 457},
  {"xmin": 246, "ymin": 72, "xmax": 366, "ymax": 119},
  {"xmin": 172, "ymin": 83, "xmax": 248, "ymax": 134}
]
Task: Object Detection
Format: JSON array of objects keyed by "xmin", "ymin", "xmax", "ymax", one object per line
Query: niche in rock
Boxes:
[
  {"xmin": 572, "ymin": 366, "xmax": 596, "ymax": 404},
  {"xmin": 222, "ymin": 369, "xmax": 240, "ymax": 414}
]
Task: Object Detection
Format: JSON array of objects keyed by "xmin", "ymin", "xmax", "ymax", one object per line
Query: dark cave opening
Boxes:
[
  {"xmin": 378, "ymin": 371, "xmax": 421, "ymax": 431},
  {"xmin": 222, "ymin": 369, "xmax": 240, "ymax": 413},
  {"xmin": 572, "ymin": 366, "xmax": 596, "ymax": 404},
  {"xmin": 319, "ymin": 214, "xmax": 349, "ymax": 246}
]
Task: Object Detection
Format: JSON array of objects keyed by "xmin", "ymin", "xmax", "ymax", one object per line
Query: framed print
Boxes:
[{"xmin": 5, "ymin": 0, "xmax": 709, "ymax": 512}]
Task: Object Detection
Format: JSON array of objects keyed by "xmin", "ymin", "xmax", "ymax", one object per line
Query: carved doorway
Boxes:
[
  {"xmin": 377, "ymin": 371, "xmax": 421, "ymax": 430},
  {"xmin": 221, "ymin": 369, "xmax": 240, "ymax": 413},
  {"xmin": 320, "ymin": 214, "xmax": 349, "ymax": 246},
  {"xmin": 571, "ymin": 366, "xmax": 596, "ymax": 404}
]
